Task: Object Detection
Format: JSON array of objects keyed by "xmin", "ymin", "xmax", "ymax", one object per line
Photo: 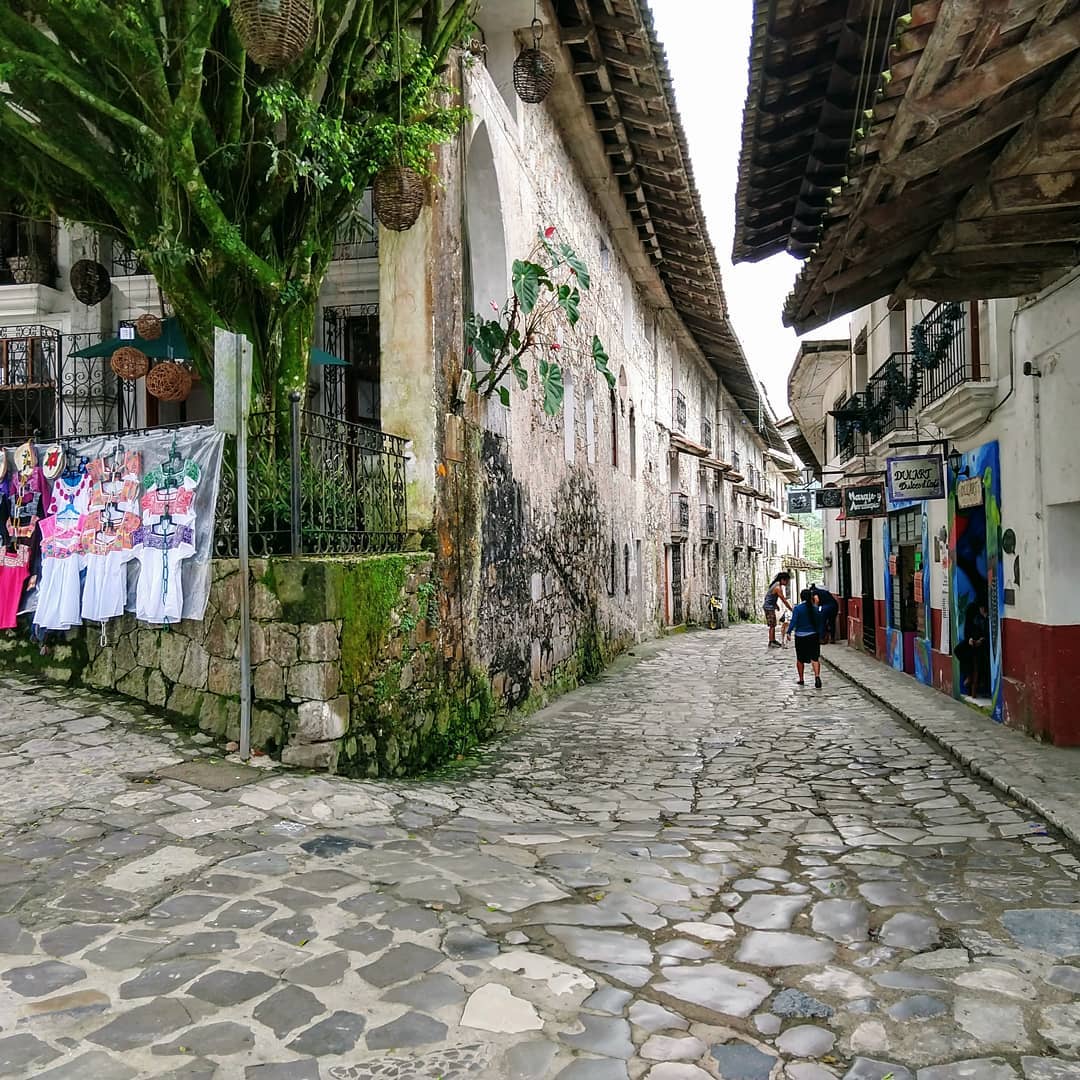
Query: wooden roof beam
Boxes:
[{"xmin": 953, "ymin": 208, "xmax": 1080, "ymax": 247}]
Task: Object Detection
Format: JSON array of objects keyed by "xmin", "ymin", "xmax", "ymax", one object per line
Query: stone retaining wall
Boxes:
[{"xmin": 0, "ymin": 553, "xmax": 499, "ymax": 777}]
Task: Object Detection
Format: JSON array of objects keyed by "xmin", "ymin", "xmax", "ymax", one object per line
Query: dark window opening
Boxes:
[{"xmin": 323, "ymin": 304, "xmax": 380, "ymax": 427}]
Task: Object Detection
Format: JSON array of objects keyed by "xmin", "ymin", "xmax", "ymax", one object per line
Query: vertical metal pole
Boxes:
[
  {"xmin": 236, "ymin": 334, "xmax": 253, "ymax": 761},
  {"xmin": 289, "ymin": 390, "xmax": 302, "ymax": 556}
]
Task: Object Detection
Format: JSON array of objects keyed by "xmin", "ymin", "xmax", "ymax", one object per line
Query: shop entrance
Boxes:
[
  {"xmin": 836, "ymin": 540, "xmax": 851, "ymax": 641},
  {"xmin": 860, "ymin": 531, "xmax": 876, "ymax": 652},
  {"xmin": 889, "ymin": 508, "xmax": 926, "ymax": 675}
]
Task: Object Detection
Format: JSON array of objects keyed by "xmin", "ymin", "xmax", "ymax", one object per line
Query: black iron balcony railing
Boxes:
[
  {"xmin": 918, "ymin": 302, "xmax": 980, "ymax": 407},
  {"xmin": 673, "ymin": 390, "xmax": 687, "ymax": 432},
  {"xmin": 112, "ymin": 241, "xmax": 150, "ymax": 277},
  {"xmin": 671, "ymin": 492, "xmax": 690, "ymax": 534},
  {"xmin": 834, "ymin": 393, "xmax": 869, "ymax": 463},
  {"xmin": 736, "ymin": 521, "xmax": 746, "ymax": 547},
  {"xmin": 866, "ymin": 351, "xmax": 914, "ymax": 442},
  {"xmin": 0, "ymin": 215, "xmax": 57, "ymax": 287},
  {"xmin": 702, "ymin": 504, "xmax": 717, "ymax": 538}
]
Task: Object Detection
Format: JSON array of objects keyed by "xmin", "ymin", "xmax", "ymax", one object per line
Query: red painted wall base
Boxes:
[{"xmin": 1002, "ymin": 618, "xmax": 1080, "ymax": 746}]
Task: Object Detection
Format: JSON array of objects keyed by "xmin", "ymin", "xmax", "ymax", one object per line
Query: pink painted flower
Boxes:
[
  {"xmin": 490, "ymin": 300, "xmax": 499, "ymax": 312},
  {"xmin": 544, "ymin": 226, "xmax": 556, "ymax": 238},
  {"xmin": 550, "ymin": 342, "xmax": 561, "ymax": 351}
]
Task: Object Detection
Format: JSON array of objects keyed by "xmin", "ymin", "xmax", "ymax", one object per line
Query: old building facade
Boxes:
[{"xmin": 0, "ymin": 1, "xmax": 798, "ymax": 770}]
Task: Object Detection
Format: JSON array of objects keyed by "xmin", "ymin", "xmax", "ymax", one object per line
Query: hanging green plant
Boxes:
[{"xmin": 911, "ymin": 301, "xmax": 963, "ymax": 373}]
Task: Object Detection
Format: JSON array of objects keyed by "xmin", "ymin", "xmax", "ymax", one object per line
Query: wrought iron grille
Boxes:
[
  {"xmin": 866, "ymin": 352, "xmax": 914, "ymax": 441},
  {"xmin": 0, "ymin": 214, "xmax": 57, "ymax": 287},
  {"xmin": 701, "ymin": 416, "xmax": 713, "ymax": 451},
  {"xmin": 0, "ymin": 327, "xmax": 136, "ymax": 441},
  {"xmin": 702, "ymin": 504, "xmax": 717, "ymax": 538},
  {"xmin": 835, "ymin": 394, "xmax": 869, "ymax": 463},
  {"xmin": 671, "ymin": 492, "xmax": 689, "ymax": 533},
  {"xmin": 918, "ymin": 302, "xmax": 977, "ymax": 407},
  {"xmin": 673, "ymin": 390, "xmax": 687, "ymax": 432},
  {"xmin": 736, "ymin": 521, "xmax": 746, "ymax": 547},
  {"xmin": 216, "ymin": 399, "xmax": 408, "ymax": 557},
  {"xmin": 321, "ymin": 303, "xmax": 380, "ymax": 423},
  {"xmin": 111, "ymin": 240, "xmax": 149, "ymax": 277},
  {"xmin": 332, "ymin": 189, "xmax": 379, "ymax": 261}
]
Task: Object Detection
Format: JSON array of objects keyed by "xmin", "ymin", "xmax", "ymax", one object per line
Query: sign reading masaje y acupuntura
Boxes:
[
  {"xmin": 843, "ymin": 482, "xmax": 887, "ymax": 518},
  {"xmin": 886, "ymin": 454, "xmax": 946, "ymax": 502}
]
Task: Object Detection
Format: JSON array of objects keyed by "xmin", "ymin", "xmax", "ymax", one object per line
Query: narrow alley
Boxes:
[{"xmin": 0, "ymin": 626, "xmax": 1076, "ymax": 1080}]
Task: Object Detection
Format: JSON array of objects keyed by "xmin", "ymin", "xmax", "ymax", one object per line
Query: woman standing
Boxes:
[{"xmin": 763, "ymin": 571, "xmax": 793, "ymax": 648}]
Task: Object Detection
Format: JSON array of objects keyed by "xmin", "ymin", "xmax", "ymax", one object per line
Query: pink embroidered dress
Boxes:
[
  {"xmin": 81, "ymin": 452, "xmax": 142, "ymax": 623},
  {"xmin": 35, "ymin": 472, "xmax": 91, "ymax": 631}
]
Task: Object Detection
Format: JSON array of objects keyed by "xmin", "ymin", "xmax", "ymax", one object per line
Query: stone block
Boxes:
[
  {"xmin": 216, "ymin": 572, "xmax": 242, "ymax": 617},
  {"xmin": 116, "ymin": 666, "xmax": 148, "ymax": 701},
  {"xmin": 292, "ymin": 697, "xmax": 349, "ymax": 743},
  {"xmin": 399, "ymin": 663, "xmax": 415, "ymax": 691},
  {"xmin": 298, "ymin": 622, "xmax": 340, "ymax": 663},
  {"xmin": 250, "ymin": 624, "xmax": 268, "ymax": 665},
  {"xmin": 147, "ymin": 670, "xmax": 168, "ymax": 708},
  {"xmin": 179, "ymin": 643, "xmax": 210, "ymax": 689},
  {"xmin": 136, "ymin": 630, "xmax": 161, "ymax": 668},
  {"xmin": 205, "ymin": 618, "xmax": 239, "ymax": 659},
  {"xmin": 250, "ymin": 582, "xmax": 282, "ymax": 621},
  {"xmin": 159, "ymin": 632, "xmax": 189, "ymax": 683},
  {"xmin": 281, "ymin": 740, "xmax": 337, "ymax": 769},
  {"xmin": 167, "ymin": 683, "xmax": 202, "ymax": 720},
  {"xmin": 85, "ymin": 649, "xmax": 115, "ymax": 690},
  {"xmin": 112, "ymin": 634, "xmax": 138, "ymax": 679},
  {"xmin": 208, "ymin": 657, "xmax": 241, "ymax": 697},
  {"xmin": 530, "ymin": 572, "xmax": 543, "ymax": 602},
  {"xmin": 287, "ymin": 662, "xmax": 340, "ymax": 702},
  {"xmin": 251, "ymin": 707, "xmax": 284, "ymax": 749},
  {"xmin": 200, "ymin": 695, "xmax": 240, "ymax": 740},
  {"xmin": 266, "ymin": 625, "xmax": 298, "ymax": 667},
  {"xmin": 254, "ymin": 661, "xmax": 285, "ymax": 702}
]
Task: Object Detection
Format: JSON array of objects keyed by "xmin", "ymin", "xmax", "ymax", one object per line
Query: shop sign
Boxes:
[
  {"xmin": 886, "ymin": 454, "xmax": 945, "ymax": 501},
  {"xmin": 914, "ymin": 570, "xmax": 924, "ymax": 604},
  {"xmin": 843, "ymin": 482, "xmax": 886, "ymax": 518},
  {"xmin": 787, "ymin": 490, "xmax": 813, "ymax": 514},
  {"xmin": 957, "ymin": 476, "xmax": 983, "ymax": 509},
  {"xmin": 815, "ymin": 486, "xmax": 843, "ymax": 509}
]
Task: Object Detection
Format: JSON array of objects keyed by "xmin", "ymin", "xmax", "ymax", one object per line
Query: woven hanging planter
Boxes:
[
  {"xmin": 231, "ymin": 0, "xmax": 314, "ymax": 69},
  {"xmin": 70, "ymin": 259, "xmax": 111, "ymax": 305},
  {"xmin": 373, "ymin": 164, "xmax": 426, "ymax": 232},
  {"xmin": 146, "ymin": 360, "xmax": 193, "ymax": 402},
  {"xmin": 513, "ymin": 20, "xmax": 556, "ymax": 103},
  {"xmin": 111, "ymin": 346, "xmax": 149, "ymax": 382},
  {"xmin": 134, "ymin": 312, "xmax": 162, "ymax": 340}
]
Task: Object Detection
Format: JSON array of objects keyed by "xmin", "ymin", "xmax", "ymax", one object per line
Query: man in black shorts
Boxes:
[{"xmin": 787, "ymin": 588, "xmax": 824, "ymax": 687}]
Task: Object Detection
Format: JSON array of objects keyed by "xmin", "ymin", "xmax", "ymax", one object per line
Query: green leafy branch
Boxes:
[{"xmin": 465, "ymin": 227, "xmax": 614, "ymax": 416}]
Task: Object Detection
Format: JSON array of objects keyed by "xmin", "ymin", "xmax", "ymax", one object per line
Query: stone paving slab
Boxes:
[
  {"xmin": 821, "ymin": 645, "xmax": 1080, "ymax": 846},
  {"xmin": 0, "ymin": 628, "xmax": 1075, "ymax": 1078}
]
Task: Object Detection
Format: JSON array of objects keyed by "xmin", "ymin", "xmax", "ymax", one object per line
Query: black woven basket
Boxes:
[
  {"xmin": 373, "ymin": 165, "xmax": 426, "ymax": 232},
  {"xmin": 231, "ymin": 0, "xmax": 314, "ymax": 68},
  {"xmin": 70, "ymin": 259, "xmax": 111, "ymax": 305},
  {"xmin": 513, "ymin": 47, "xmax": 556, "ymax": 103}
]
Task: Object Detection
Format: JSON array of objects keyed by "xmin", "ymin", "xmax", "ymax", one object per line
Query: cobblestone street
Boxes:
[{"xmin": 0, "ymin": 625, "xmax": 1078, "ymax": 1080}]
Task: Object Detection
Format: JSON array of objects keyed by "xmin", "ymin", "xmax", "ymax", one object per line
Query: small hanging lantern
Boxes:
[
  {"xmin": 134, "ymin": 312, "xmax": 162, "ymax": 340},
  {"xmin": 70, "ymin": 259, "xmax": 111, "ymax": 306},
  {"xmin": 231, "ymin": 0, "xmax": 314, "ymax": 69},
  {"xmin": 513, "ymin": 19, "xmax": 556, "ymax": 104},
  {"xmin": 146, "ymin": 360, "xmax": 193, "ymax": 402},
  {"xmin": 372, "ymin": 165, "xmax": 426, "ymax": 232},
  {"xmin": 111, "ymin": 346, "xmax": 149, "ymax": 382}
]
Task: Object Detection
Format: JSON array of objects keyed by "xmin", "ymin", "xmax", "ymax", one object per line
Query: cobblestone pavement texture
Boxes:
[{"xmin": 0, "ymin": 625, "xmax": 1077, "ymax": 1080}]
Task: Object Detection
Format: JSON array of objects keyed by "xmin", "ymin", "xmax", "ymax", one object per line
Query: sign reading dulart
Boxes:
[
  {"xmin": 843, "ymin": 482, "xmax": 887, "ymax": 518},
  {"xmin": 886, "ymin": 454, "xmax": 945, "ymax": 501}
]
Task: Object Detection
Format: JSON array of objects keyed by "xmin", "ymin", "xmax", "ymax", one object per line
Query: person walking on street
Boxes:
[
  {"xmin": 787, "ymin": 588, "xmax": 824, "ymax": 687},
  {"xmin": 763, "ymin": 571, "xmax": 793, "ymax": 648},
  {"xmin": 811, "ymin": 582, "xmax": 839, "ymax": 644}
]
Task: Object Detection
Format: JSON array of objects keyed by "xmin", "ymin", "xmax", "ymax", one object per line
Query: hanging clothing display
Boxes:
[
  {"xmin": 81, "ymin": 450, "xmax": 142, "ymax": 625},
  {"xmin": 0, "ymin": 428, "xmax": 224, "ymax": 634}
]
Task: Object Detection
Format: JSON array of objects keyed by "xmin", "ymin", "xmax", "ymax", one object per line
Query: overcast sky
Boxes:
[{"xmin": 648, "ymin": 0, "xmax": 848, "ymax": 415}]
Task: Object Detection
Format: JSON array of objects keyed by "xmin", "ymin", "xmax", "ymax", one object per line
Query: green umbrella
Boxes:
[
  {"xmin": 310, "ymin": 347, "xmax": 348, "ymax": 367},
  {"xmin": 71, "ymin": 316, "xmax": 191, "ymax": 359}
]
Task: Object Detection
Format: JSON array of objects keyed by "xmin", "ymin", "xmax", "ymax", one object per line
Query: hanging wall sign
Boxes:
[
  {"xmin": 957, "ymin": 476, "xmax": 983, "ymax": 510},
  {"xmin": 787, "ymin": 490, "xmax": 813, "ymax": 514},
  {"xmin": 843, "ymin": 482, "xmax": 886, "ymax": 518},
  {"xmin": 815, "ymin": 486, "xmax": 843, "ymax": 510},
  {"xmin": 886, "ymin": 454, "xmax": 945, "ymax": 501}
]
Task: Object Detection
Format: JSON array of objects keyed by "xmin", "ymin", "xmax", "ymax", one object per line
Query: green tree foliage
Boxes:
[{"xmin": 0, "ymin": 0, "xmax": 471, "ymax": 409}]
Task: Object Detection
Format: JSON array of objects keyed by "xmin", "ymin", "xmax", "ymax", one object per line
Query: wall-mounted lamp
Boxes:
[
  {"xmin": 1022, "ymin": 361, "xmax": 1042, "ymax": 378},
  {"xmin": 801, "ymin": 466, "xmax": 815, "ymax": 487},
  {"xmin": 947, "ymin": 446, "xmax": 962, "ymax": 475}
]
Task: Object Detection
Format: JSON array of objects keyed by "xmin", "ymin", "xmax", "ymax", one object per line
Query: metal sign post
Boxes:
[{"xmin": 214, "ymin": 329, "xmax": 253, "ymax": 760}]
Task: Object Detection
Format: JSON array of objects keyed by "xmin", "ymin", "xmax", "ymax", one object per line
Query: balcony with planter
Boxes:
[
  {"xmin": 671, "ymin": 492, "xmax": 690, "ymax": 536},
  {"xmin": 0, "ymin": 215, "xmax": 63, "ymax": 318},
  {"xmin": 865, "ymin": 351, "xmax": 915, "ymax": 447},
  {"xmin": 916, "ymin": 302, "xmax": 995, "ymax": 437},
  {"xmin": 701, "ymin": 504, "xmax": 717, "ymax": 539}
]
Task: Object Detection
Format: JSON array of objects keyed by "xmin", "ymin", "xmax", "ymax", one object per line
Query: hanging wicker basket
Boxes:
[
  {"xmin": 134, "ymin": 312, "xmax": 162, "ymax": 340},
  {"xmin": 513, "ymin": 24, "xmax": 556, "ymax": 104},
  {"xmin": 373, "ymin": 164, "xmax": 426, "ymax": 232},
  {"xmin": 231, "ymin": 0, "xmax": 314, "ymax": 69},
  {"xmin": 146, "ymin": 360, "xmax": 193, "ymax": 402},
  {"xmin": 111, "ymin": 346, "xmax": 149, "ymax": 382},
  {"xmin": 70, "ymin": 259, "xmax": 112, "ymax": 305}
]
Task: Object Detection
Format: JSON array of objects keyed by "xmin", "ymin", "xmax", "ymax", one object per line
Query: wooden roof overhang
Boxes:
[
  {"xmin": 734, "ymin": 0, "xmax": 909, "ymax": 264},
  {"xmin": 782, "ymin": 0, "xmax": 1080, "ymax": 333},
  {"xmin": 553, "ymin": 0, "xmax": 787, "ymax": 451}
]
